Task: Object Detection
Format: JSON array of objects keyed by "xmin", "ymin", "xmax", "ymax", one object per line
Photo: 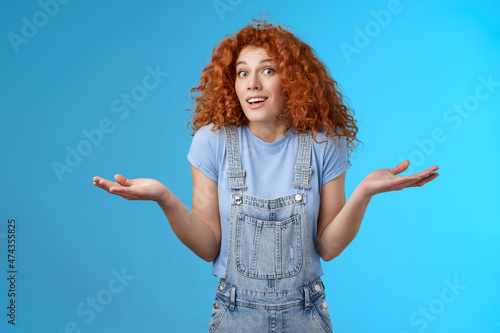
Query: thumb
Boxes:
[
  {"xmin": 114, "ymin": 174, "xmax": 132, "ymax": 186},
  {"xmin": 390, "ymin": 160, "xmax": 410, "ymax": 175}
]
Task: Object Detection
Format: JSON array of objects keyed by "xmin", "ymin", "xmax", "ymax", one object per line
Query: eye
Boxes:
[
  {"xmin": 263, "ymin": 68, "xmax": 275, "ymax": 75},
  {"xmin": 237, "ymin": 71, "xmax": 248, "ymax": 78}
]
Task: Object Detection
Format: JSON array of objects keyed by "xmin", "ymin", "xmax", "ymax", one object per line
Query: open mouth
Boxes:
[{"xmin": 247, "ymin": 97, "xmax": 268, "ymax": 106}]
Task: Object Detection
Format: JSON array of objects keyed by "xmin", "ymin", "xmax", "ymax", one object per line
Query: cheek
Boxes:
[
  {"xmin": 234, "ymin": 82, "xmax": 245, "ymax": 101},
  {"xmin": 272, "ymin": 82, "xmax": 285, "ymax": 105}
]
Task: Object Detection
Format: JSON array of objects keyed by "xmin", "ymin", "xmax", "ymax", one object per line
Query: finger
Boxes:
[
  {"xmin": 94, "ymin": 178, "xmax": 109, "ymax": 188},
  {"xmin": 121, "ymin": 194, "xmax": 137, "ymax": 200},
  {"xmin": 421, "ymin": 165, "xmax": 439, "ymax": 173},
  {"xmin": 409, "ymin": 172, "xmax": 439, "ymax": 187},
  {"xmin": 398, "ymin": 164, "xmax": 439, "ymax": 180},
  {"xmin": 93, "ymin": 176, "xmax": 111, "ymax": 186},
  {"xmin": 112, "ymin": 192, "xmax": 137, "ymax": 200},
  {"xmin": 388, "ymin": 170, "xmax": 433, "ymax": 189},
  {"xmin": 410, "ymin": 165, "xmax": 440, "ymax": 180},
  {"xmin": 396, "ymin": 170, "xmax": 440, "ymax": 189},
  {"xmin": 114, "ymin": 174, "xmax": 133, "ymax": 187},
  {"xmin": 389, "ymin": 176, "xmax": 422, "ymax": 191},
  {"xmin": 389, "ymin": 160, "xmax": 410, "ymax": 175},
  {"xmin": 93, "ymin": 178, "xmax": 120, "ymax": 191},
  {"xmin": 109, "ymin": 185, "xmax": 143, "ymax": 197},
  {"xmin": 107, "ymin": 187, "xmax": 140, "ymax": 201}
]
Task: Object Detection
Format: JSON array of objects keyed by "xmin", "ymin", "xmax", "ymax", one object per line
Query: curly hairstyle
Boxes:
[{"xmin": 189, "ymin": 19, "xmax": 359, "ymax": 151}]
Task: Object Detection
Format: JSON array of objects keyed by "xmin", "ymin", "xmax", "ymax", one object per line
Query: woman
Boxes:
[{"xmin": 93, "ymin": 19, "xmax": 439, "ymax": 332}]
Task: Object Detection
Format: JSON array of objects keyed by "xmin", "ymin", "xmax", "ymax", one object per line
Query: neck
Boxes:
[{"xmin": 248, "ymin": 122, "xmax": 287, "ymax": 143}]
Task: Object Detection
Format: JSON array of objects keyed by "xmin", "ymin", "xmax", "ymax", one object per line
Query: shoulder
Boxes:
[
  {"xmin": 191, "ymin": 124, "xmax": 225, "ymax": 149},
  {"xmin": 188, "ymin": 124, "xmax": 225, "ymax": 181},
  {"xmin": 311, "ymin": 126, "xmax": 347, "ymax": 151},
  {"xmin": 194, "ymin": 123, "xmax": 223, "ymax": 139}
]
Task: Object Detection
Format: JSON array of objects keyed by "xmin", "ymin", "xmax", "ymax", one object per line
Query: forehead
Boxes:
[{"xmin": 236, "ymin": 46, "xmax": 274, "ymax": 64}]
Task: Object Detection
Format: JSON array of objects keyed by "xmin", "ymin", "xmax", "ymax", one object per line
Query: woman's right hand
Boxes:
[{"xmin": 93, "ymin": 174, "xmax": 170, "ymax": 203}]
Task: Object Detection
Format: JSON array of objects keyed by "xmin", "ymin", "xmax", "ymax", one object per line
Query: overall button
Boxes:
[
  {"xmin": 234, "ymin": 194, "xmax": 242, "ymax": 204},
  {"xmin": 314, "ymin": 284, "xmax": 321, "ymax": 292},
  {"xmin": 320, "ymin": 301, "xmax": 327, "ymax": 309},
  {"xmin": 295, "ymin": 194, "xmax": 303, "ymax": 202}
]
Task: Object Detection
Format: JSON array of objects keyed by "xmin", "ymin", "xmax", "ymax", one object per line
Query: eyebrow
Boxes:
[{"xmin": 235, "ymin": 58, "xmax": 275, "ymax": 66}]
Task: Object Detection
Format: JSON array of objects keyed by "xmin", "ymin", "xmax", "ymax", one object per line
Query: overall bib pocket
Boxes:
[{"xmin": 236, "ymin": 213, "xmax": 302, "ymax": 279}]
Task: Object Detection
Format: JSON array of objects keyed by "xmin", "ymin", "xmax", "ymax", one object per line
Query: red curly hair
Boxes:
[{"xmin": 189, "ymin": 19, "xmax": 359, "ymax": 151}]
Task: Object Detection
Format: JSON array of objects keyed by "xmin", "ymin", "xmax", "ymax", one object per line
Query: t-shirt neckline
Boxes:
[{"xmin": 242, "ymin": 126, "xmax": 292, "ymax": 149}]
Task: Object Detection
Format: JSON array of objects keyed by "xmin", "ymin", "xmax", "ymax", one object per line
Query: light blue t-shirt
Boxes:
[{"xmin": 187, "ymin": 124, "xmax": 351, "ymax": 278}]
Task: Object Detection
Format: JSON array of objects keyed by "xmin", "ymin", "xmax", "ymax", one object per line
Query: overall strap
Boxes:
[
  {"xmin": 292, "ymin": 132, "xmax": 313, "ymax": 190},
  {"xmin": 224, "ymin": 125, "xmax": 246, "ymax": 191}
]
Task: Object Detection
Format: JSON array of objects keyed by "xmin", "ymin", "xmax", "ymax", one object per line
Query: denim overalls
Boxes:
[{"xmin": 208, "ymin": 126, "xmax": 333, "ymax": 333}]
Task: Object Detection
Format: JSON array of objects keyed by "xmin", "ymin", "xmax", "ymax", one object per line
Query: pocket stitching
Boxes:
[
  {"xmin": 236, "ymin": 214, "xmax": 302, "ymax": 279},
  {"xmin": 311, "ymin": 294, "xmax": 333, "ymax": 333},
  {"xmin": 209, "ymin": 297, "xmax": 228, "ymax": 333}
]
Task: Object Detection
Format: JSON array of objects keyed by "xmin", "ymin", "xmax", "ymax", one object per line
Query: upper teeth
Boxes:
[{"xmin": 248, "ymin": 97, "xmax": 266, "ymax": 103}]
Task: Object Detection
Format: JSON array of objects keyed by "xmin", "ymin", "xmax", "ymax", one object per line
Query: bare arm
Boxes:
[
  {"xmin": 157, "ymin": 165, "xmax": 221, "ymax": 261},
  {"xmin": 316, "ymin": 172, "xmax": 370, "ymax": 261},
  {"xmin": 316, "ymin": 161, "xmax": 439, "ymax": 261},
  {"xmin": 93, "ymin": 165, "xmax": 221, "ymax": 262}
]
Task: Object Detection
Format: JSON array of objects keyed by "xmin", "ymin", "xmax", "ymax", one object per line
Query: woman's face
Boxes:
[{"xmin": 234, "ymin": 46, "xmax": 285, "ymax": 128}]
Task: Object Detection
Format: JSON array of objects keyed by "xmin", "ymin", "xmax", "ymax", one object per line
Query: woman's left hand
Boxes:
[{"xmin": 359, "ymin": 160, "xmax": 439, "ymax": 197}]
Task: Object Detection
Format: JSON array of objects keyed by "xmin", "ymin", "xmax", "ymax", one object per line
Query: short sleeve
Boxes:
[
  {"xmin": 321, "ymin": 134, "xmax": 352, "ymax": 185},
  {"xmin": 187, "ymin": 124, "xmax": 220, "ymax": 182}
]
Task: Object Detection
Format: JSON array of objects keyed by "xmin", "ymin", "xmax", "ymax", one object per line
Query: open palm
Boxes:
[
  {"xmin": 93, "ymin": 174, "xmax": 168, "ymax": 202},
  {"xmin": 361, "ymin": 161, "xmax": 439, "ymax": 196}
]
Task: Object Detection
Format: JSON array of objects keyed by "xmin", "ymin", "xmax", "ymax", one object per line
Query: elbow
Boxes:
[
  {"xmin": 200, "ymin": 252, "xmax": 216, "ymax": 262},
  {"xmin": 320, "ymin": 252, "xmax": 340, "ymax": 262},
  {"xmin": 316, "ymin": 233, "xmax": 345, "ymax": 262},
  {"xmin": 318, "ymin": 245, "xmax": 345, "ymax": 262},
  {"xmin": 200, "ymin": 249, "xmax": 220, "ymax": 262},
  {"xmin": 201, "ymin": 256, "xmax": 214, "ymax": 263},
  {"xmin": 197, "ymin": 237, "xmax": 221, "ymax": 262},
  {"xmin": 320, "ymin": 254, "xmax": 335, "ymax": 262}
]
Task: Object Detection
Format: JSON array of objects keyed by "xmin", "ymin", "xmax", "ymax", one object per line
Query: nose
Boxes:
[{"xmin": 247, "ymin": 73, "xmax": 261, "ymax": 90}]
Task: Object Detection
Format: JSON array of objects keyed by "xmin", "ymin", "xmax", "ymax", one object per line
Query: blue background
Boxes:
[{"xmin": 1, "ymin": 0, "xmax": 499, "ymax": 332}]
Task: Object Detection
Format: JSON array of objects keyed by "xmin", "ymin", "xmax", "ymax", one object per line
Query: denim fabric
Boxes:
[
  {"xmin": 208, "ymin": 126, "xmax": 333, "ymax": 332},
  {"xmin": 187, "ymin": 124, "xmax": 352, "ymax": 278},
  {"xmin": 209, "ymin": 279, "xmax": 332, "ymax": 333}
]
